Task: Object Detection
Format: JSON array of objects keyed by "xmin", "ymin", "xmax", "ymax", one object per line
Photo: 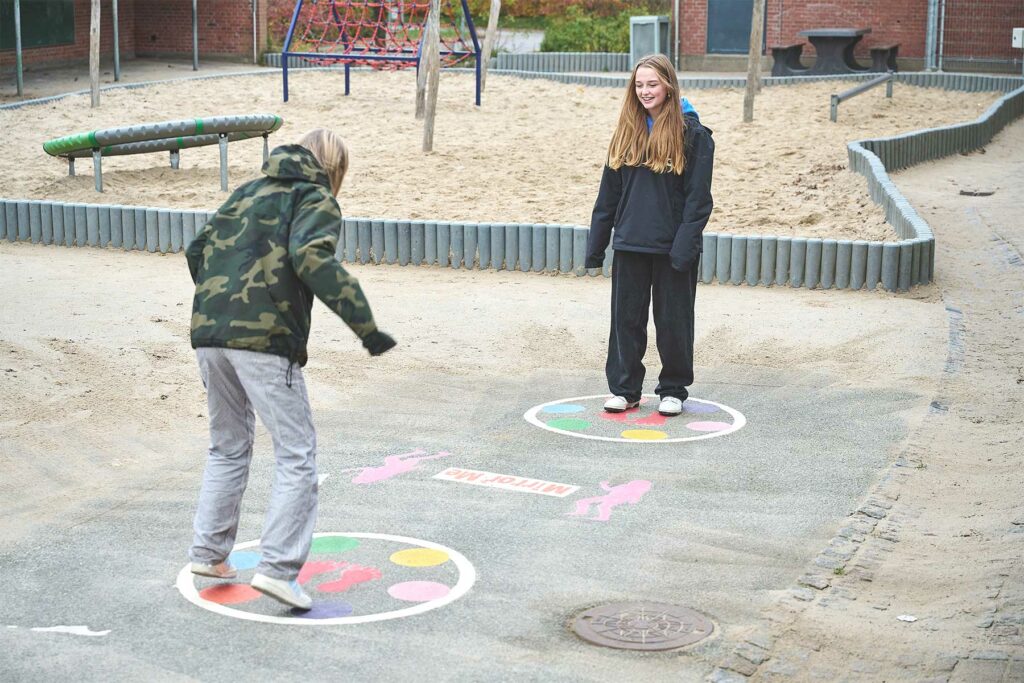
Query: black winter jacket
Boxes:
[{"xmin": 585, "ymin": 114, "xmax": 715, "ymax": 272}]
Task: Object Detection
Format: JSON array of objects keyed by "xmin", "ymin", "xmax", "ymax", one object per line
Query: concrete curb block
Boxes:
[{"xmin": 3, "ymin": 71, "xmax": 1022, "ymax": 292}]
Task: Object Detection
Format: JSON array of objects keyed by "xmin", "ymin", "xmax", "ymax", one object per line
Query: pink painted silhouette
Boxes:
[
  {"xmin": 347, "ymin": 448, "xmax": 451, "ymax": 484},
  {"xmin": 599, "ymin": 409, "xmax": 668, "ymax": 427},
  {"xmin": 318, "ymin": 564, "xmax": 382, "ymax": 593},
  {"xmin": 297, "ymin": 560, "xmax": 346, "ymax": 584},
  {"xmin": 567, "ymin": 480, "xmax": 652, "ymax": 522}
]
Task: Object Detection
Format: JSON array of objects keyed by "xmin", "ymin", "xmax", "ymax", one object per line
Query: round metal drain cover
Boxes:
[{"xmin": 571, "ymin": 602, "xmax": 714, "ymax": 651}]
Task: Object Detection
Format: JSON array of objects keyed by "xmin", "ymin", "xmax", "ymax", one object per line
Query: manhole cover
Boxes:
[{"xmin": 571, "ymin": 602, "xmax": 714, "ymax": 651}]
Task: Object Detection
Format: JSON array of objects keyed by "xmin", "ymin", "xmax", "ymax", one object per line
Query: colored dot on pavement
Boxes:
[
  {"xmin": 311, "ymin": 536, "xmax": 360, "ymax": 553},
  {"xmin": 542, "ymin": 404, "xmax": 586, "ymax": 414},
  {"xmin": 686, "ymin": 421, "xmax": 732, "ymax": 432},
  {"xmin": 547, "ymin": 418, "xmax": 591, "ymax": 431},
  {"xmin": 682, "ymin": 400, "xmax": 719, "ymax": 414},
  {"xmin": 198, "ymin": 583, "xmax": 262, "ymax": 605},
  {"xmin": 390, "ymin": 548, "xmax": 450, "ymax": 567},
  {"xmin": 227, "ymin": 551, "xmax": 261, "ymax": 570},
  {"xmin": 292, "ymin": 601, "xmax": 354, "ymax": 619},
  {"xmin": 387, "ymin": 581, "xmax": 451, "ymax": 602},
  {"xmin": 621, "ymin": 429, "xmax": 668, "ymax": 441}
]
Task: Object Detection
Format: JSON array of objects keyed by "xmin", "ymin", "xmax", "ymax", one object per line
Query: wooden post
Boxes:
[
  {"xmin": 415, "ymin": 18, "xmax": 435, "ymax": 120},
  {"xmin": 422, "ymin": 0, "xmax": 441, "ymax": 151},
  {"xmin": 90, "ymin": 0, "xmax": 101, "ymax": 108},
  {"xmin": 742, "ymin": 0, "xmax": 765, "ymax": 123},
  {"xmin": 480, "ymin": 0, "xmax": 501, "ymax": 93}
]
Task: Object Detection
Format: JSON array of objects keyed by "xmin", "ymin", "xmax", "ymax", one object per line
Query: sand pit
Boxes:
[{"xmin": 0, "ymin": 70, "xmax": 1000, "ymax": 241}]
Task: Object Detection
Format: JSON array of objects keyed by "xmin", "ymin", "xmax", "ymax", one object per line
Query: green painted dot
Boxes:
[
  {"xmin": 311, "ymin": 535, "xmax": 360, "ymax": 553},
  {"xmin": 547, "ymin": 418, "xmax": 591, "ymax": 431}
]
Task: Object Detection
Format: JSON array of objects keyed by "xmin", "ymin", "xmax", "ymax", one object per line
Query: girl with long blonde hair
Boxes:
[{"xmin": 585, "ymin": 54, "xmax": 715, "ymax": 416}]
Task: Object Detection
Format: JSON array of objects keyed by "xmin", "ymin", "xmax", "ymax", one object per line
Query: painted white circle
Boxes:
[
  {"xmin": 524, "ymin": 394, "xmax": 746, "ymax": 443},
  {"xmin": 176, "ymin": 532, "xmax": 475, "ymax": 625}
]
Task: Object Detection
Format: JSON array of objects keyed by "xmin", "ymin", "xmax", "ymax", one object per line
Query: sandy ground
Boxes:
[
  {"xmin": 0, "ymin": 63, "xmax": 1001, "ymax": 241},
  {"xmin": 1, "ymin": 61, "xmax": 1022, "ymax": 679},
  {"xmin": 718, "ymin": 119, "xmax": 1024, "ymax": 681}
]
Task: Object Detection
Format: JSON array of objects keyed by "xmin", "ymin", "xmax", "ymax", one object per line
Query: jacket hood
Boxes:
[{"xmin": 262, "ymin": 144, "xmax": 331, "ymax": 188}]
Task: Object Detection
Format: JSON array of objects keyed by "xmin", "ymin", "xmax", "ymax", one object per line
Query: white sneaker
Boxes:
[
  {"xmin": 603, "ymin": 395, "xmax": 640, "ymax": 413},
  {"xmin": 251, "ymin": 573, "xmax": 313, "ymax": 610},
  {"xmin": 190, "ymin": 561, "xmax": 237, "ymax": 580},
  {"xmin": 658, "ymin": 396, "xmax": 684, "ymax": 416}
]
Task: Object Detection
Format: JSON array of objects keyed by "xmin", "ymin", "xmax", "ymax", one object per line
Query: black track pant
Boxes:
[{"xmin": 605, "ymin": 249, "xmax": 698, "ymax": 403}]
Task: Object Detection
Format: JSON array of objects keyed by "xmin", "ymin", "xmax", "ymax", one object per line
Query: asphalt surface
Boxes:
[{"xmin": 0, "ymin": 363, "xmax": 915, "ymax": 681}]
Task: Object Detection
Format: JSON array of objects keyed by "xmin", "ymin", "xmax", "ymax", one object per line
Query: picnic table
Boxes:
[{"xmin": 797, "ymin": 28, "xmax": 872, "ymax": 75}]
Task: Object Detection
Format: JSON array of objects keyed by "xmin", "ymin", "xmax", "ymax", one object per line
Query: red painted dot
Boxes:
[{"xmin": 199, "ymin": 583, "xmax": 262, "ymax": 605}]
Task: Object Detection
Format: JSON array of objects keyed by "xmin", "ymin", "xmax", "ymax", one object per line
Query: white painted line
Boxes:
[
  {"xmin": 524, "ymin": 394, "xmax": 746, "ymax": 443},
  {"xmin": 433, "ymin": 468, "xmax": 580, "ymax": 497},
  {"xmin": 177, "ymin": 532, "xmax": 475, "ymax": 626},
  {"xmin": 29, "ymin": 625, "xmax": 111, "ymax": 637}
]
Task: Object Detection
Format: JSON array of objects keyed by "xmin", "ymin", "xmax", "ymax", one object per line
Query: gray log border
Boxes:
[{"xmin": 2, "ymin": 66, "xmax": 1022, "ymax": 292}]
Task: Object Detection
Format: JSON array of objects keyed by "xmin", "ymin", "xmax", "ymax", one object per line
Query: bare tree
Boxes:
[
  {"xmin": 90, "ymin": 0, "xmax": 101, "ymax": 107},
  {"xmin": 480, "ymin": 0, "xmax": 502, "ymax": 93},
  {"xmin": 742, "ymin": 0, "xmax": 765, "ymax": 123},
  {"xmin": 422, "ymin": 0, "xmax": 441, "ymax": 151}
]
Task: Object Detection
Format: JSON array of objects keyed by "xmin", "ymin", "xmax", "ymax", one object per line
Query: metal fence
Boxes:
[{"xmin": 935, "ymin": 0, "xmax": 1024, "ymax": 73}]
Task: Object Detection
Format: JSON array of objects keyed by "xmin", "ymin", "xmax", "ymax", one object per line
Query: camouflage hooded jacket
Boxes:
[{"xmin": 186, "ymin": 144, "xmax": 377, "ymax": 366}]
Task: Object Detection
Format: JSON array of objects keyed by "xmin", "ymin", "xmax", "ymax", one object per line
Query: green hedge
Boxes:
[{"xmin": 540, "ymin": 6, "xmax": 650, "ymax": 53}]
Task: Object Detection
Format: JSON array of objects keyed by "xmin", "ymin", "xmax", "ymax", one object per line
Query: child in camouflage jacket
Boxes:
[{"xmin": 185, "ymin": 129, "xmax": 394, "ymax": 610}]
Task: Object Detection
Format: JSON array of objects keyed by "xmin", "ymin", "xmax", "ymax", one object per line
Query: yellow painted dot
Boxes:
[
  {"xmin": 390, "ymin": 548, "xmax": 450, "ymax": 567},
  {"xmin": 621, "ymin": 429, "xmax": 668, "ymax": 441}
]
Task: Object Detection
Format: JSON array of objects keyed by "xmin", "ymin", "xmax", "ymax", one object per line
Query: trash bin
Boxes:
[{"xmin": 630, "ymin": 16, "xmax": 671, "ymax": 65}]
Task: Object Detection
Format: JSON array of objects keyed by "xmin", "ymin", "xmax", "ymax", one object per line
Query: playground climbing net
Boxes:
[{"xmin": 285, "ymin": 0, "xmax": 478, "ymax": 67}]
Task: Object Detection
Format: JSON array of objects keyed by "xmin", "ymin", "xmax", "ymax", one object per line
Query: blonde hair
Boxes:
[
  {"xmin": 607, "ymin": 54, "xmax": 687, "ymax": 175},
  {"xmin": 298, "ymin": 128, "xmax": 349, "ymax": 196}
]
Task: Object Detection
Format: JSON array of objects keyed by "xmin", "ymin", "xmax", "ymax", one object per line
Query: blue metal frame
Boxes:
[{"xmin": 281, "ymin": 0, "xmax": 482, "ymax": 105}]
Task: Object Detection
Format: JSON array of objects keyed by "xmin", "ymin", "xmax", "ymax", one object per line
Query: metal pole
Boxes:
[
  {"xmin": 673, "ymin": 0, "xmax": 680, "ymax": 68},
  {"xmin": 193, "ymin": 0, "xmax": 199, "ymax": 71},
  {"xmin": 112, "ymin": 0, "xmax": 121, "ymax": 81},
  {"xmin": 219, "ymin": 134, "xmax": 229, "ymax": 191},
  {"xmin": 170, "ymin": 150, "xmax": 180, "ymax": 169},
  {"xmin": 14, "ymin": 0, "xmax": 23, "ymax": 96},
  {"xmin": 924, "ymin": 0, "xmax": 938, "ymax": 71},
  {"xmin": 252, "ymin": 0, "xmax": 258, "ymax": 65},
  {"xmin": 937, "ymin": 0, "xmax": 946, "ymax": 72},
  {"xmin": 263, "ymin": 134, "xmax": 269, "ymax": 163},
  {"xmin": 69, "ymin": 158, "xmax": 76, "ymax": 177},
  {"xmin": 90, "ymin": 0, "xmax": 101, "ymax": 107},
  {"xmin": 93, "ymin": 149, "xmax": 103, "ymax": 192}
]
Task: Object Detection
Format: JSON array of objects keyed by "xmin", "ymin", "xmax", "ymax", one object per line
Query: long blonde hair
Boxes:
[
  {"xmin": 607, "ymin": 54, "xmax": 686, "ymax": 175},
  {"xmin": 298, "ymin": 128, "xmax": 349, "ymax": 196}
]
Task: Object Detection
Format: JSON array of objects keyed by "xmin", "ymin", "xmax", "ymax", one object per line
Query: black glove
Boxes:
[{"xmin": 362, "ymin": 330, "xmax": 396, "ymax": 356}]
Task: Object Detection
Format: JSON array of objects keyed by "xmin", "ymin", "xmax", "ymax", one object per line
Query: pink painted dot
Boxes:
[
  {"xmin": 387, "ymin": 581, "xmax": 451, "ymax": 602},
  {"xmin": 686, "ymin": 421, "xmax": 732, "ymax": 432}
]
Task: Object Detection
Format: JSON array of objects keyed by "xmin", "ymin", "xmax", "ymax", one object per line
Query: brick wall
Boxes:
[
  {"xmin": 1, "ymin": 0, "xmax": 271, "ymax": 71},
  {"xmin": 0, "ymin": 0, "xmax": 137, "ymax": 70},
  {"xmin": 678, "ymin": 0, "xmax": 1019, "ymax": 63},
  {"xmin": 134, "ymin": 0, "xmax": 263, "ymax": 61}
]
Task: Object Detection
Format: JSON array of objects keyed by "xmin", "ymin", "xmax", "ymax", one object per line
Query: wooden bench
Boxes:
[
  {"xmin": 770, "ymin": 43, "xmax": 809, "ymax": 76},
  {"xmin": 870, "ymin": 43, "xmax": 899, "ymax": 72}
]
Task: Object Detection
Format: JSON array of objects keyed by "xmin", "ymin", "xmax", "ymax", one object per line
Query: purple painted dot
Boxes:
[
  {"xmin": 542, "ymin": 404, "xmax": 586, "ymax": 414},
  {"xmin": 387, "ymin": 581, "xmax": 451, "ymax": 602},
  {"xmin": 291, "ymin": 601, "xmax": 354, "ymax": 619},
  {"xmin": 682, "ymin": 400, "xmax": 719, "ymax": 414},
  {"xmin": 686, "ymin": 421, "xmax": 732, "ymax": 432}
]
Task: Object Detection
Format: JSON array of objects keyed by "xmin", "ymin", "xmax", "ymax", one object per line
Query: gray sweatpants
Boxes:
[{"xmin": 189, "ymin": 347, "xmax": 318, "ymax": 581}]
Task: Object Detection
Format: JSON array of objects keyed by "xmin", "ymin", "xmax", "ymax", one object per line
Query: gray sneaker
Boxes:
[{"xmin": 251, "ymin": 573, "xmax": 313, "ymax": 610}]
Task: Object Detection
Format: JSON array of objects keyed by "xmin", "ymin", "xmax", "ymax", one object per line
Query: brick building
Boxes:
[
  {"xmin": 0, "ymin": 0, "xmax": 270, "ymax": 71},
  {"xmin": 678, "ymin": 0, "xmax": 1024, "ymax": 73}
]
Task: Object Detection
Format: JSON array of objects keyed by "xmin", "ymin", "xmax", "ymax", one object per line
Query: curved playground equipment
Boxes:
[
  {"xmin": 280, "ymin": 0, "xmax": 481, "ymax": 104},
  {"xmin": 43, "ymin": 114, "xmax": 284, "ymax": 193}
]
